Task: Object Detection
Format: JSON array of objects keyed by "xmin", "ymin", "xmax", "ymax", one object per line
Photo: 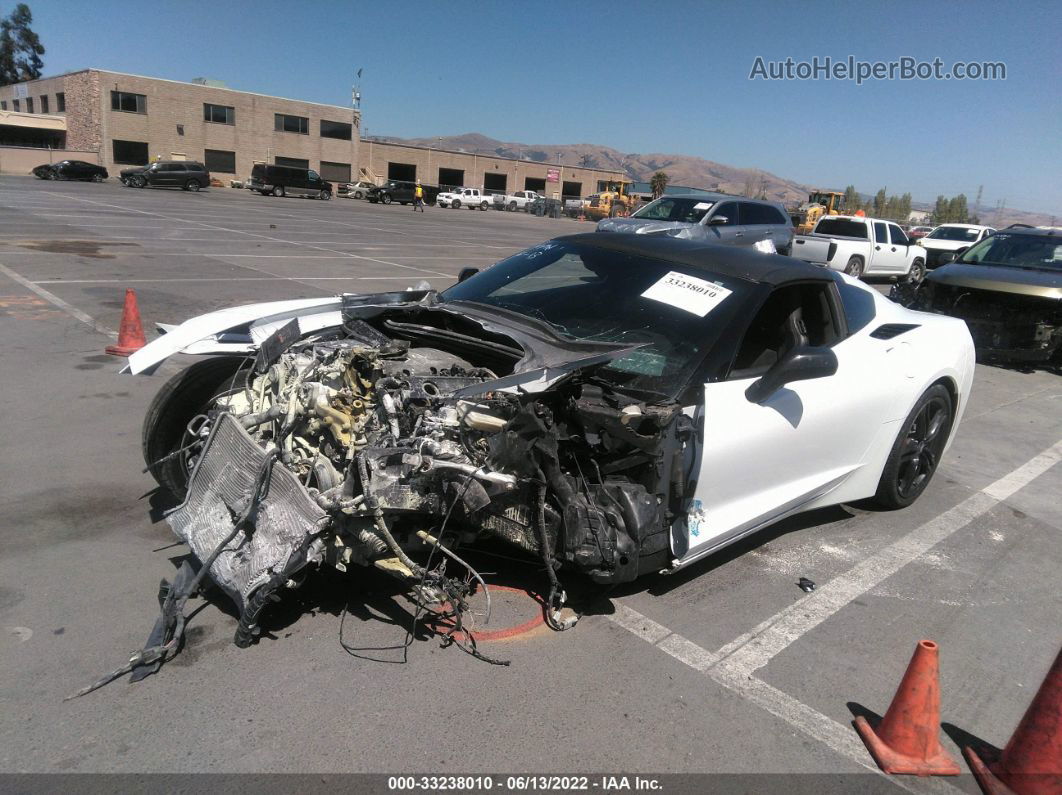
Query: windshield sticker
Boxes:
[
  {"xmin": 641, "ymin": 271, "xmax": 732, "ymax": 317},
  {"xmin": 693, "ymin": 202, "xmax": 714, "ymax": 211}
]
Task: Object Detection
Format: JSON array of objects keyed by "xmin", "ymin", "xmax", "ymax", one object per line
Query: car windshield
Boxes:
[
  {"xmin": 632, "ymin": 197, "xmax": 715, "ymax": 224},
  {"xmin": 957, "ymin": 233, "xmax": 1062, "ymax": 271},
  {"xmin": 439, "ymin": 241, "xmax": 753, "ymax": 397},
  {"xmin": 927, "ymin": 226, "xmax": 980, "ymax": 241},
  {"xmin": 814, "ymin": 218, "xmax": 868, "ymax": 238}
]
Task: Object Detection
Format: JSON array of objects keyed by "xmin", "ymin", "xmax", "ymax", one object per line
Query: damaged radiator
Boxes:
[{"xmin": 166, "ymin": 412, "xmax": 327, "ymax": 611}]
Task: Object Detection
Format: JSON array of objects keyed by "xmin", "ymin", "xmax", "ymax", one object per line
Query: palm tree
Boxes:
[{"xmin": 650, "ymin": 171, "xmax": 670, "ymax": 199}]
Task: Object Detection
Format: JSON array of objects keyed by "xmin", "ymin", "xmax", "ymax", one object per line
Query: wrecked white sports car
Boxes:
[{"xmin": 108, "ymin": 234, "xmax": 975, "ymax": 682}]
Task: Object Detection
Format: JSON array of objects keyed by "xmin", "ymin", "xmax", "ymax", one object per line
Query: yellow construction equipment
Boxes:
[
  {"xmin": 790, "ymin": 190, "xmax": 847, "ymax": 234},
  {"xmin": 584, "ymin": 179, "xmax": 635, "ymax": 221}
]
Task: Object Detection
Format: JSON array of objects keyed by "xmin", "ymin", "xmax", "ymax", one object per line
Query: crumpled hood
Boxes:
[
  {"xmin": 927, "ymin": 263, "xmax": 1062, "ymax": 300},
  {"xmin": 596, "ymin": 218, "xmax": 706, "ymax": 239}
]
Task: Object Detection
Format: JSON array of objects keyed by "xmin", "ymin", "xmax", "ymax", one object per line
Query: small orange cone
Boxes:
[
  {"xmin": 854, "ymin": 639, "xmax": 962, "ymax": 776},
  {"xmin": 105, "ymin": 288, "xmax": 147, "ymax": 356},
  {"xmin": 964, "ymin": 645, "xmax": 1062, "ymax": 795}
]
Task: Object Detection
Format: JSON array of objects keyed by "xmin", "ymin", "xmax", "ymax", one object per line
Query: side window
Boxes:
[
  {"xmin": 713, "ymin": 202, "xmax": 740, "ymax": 226},
  {"xmin": 307, "ymin": 170, "xmax": 320, "ymax": 181},
  {"xmin": 874, "ymin": 222, "xmax": 888, "ymax": 244},
  {"xmin": 728, "ymin": 283, "xmax": 841, "ymax": 379},
  {"xmin": 889, "ymin": 225, "xmax": 909, "ymax": 246},
  {"xmin": 743, "ymin": 203, "xmax": 776, "ymax": 225}
]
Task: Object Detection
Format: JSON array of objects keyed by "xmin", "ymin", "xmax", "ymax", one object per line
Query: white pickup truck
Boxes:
[
  {"xmin": 437, "ymin": 188, "xmax": 490, "ymax": 210},
  {"xmin": 492, "ymin": 190, "xmax": 543, "ymax": 211},
  {"xmin": 790, "ymin": 215, "xmax": 927, "ymax": 281}
]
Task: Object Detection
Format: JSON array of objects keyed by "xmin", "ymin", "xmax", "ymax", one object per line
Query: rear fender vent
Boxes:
[{"xmin": 870, "ymin": 323, "xmax": 920, "ymax": 340}]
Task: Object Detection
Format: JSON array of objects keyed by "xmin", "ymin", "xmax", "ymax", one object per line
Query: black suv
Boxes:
[
  {"xmin": 121, "ymin": 161, "xmax": 211, "ymax": 191},
  {"xmin": 367, "ymin": 180, "xmax": 440, "ymax": 205}
]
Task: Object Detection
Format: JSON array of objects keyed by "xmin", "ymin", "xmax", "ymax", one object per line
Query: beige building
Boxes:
[
  {"xmin": 0, "ymin": 68, "xmax": 626, "ymax": 198},
  {"xmin": 0, "ymin": 68, "xmax": 360, "ymax": 183}
]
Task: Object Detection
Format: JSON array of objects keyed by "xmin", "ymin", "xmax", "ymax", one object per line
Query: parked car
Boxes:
[
  {"xmin": 124, "ymin": 232, "xmax": 973, "ymax": 664},
  {"xmin": 908, "ymin": 226, "xmax": 935, "ymax": 241},
  {"xmin": 247, "ymin": 164, "xmax": 332, "ymax": 199},
  {"xmin": 436, "ymin": 187, "xmax": 490, "ymax": 210},
  {"xmin": 365, "ymin": 180, "xmax": 439, "ymax": 206},
  {"xmin": 121, "ymin": 161, "xmax": 210, "ymax": 191},
  {"xmin": 790, "ymin": 215, "xmax": 926, "ymax": 281},
  {"xmin": 596, "ymin": 193, "xmax": 794, "ymax": 255},
  {"xmin": 917, "ymin": 224, "xmax": 996, "ymax": 268},
  {"xmin": 492, "ymin": 190, "xmax": 543, "ymax": 211},
  {"xmin": 894, "ymin": 226, "xmax": 1062, "ymax": 363},
  {"xmin": 32, "ymin": 160, "xmax": 108, "ymax": 182},
  {"xmin": 340, "ymin": 180, "xmax": 376, "ymax": 199}
]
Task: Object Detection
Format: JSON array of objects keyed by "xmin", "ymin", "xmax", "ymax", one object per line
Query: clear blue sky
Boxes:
[{"xmin": 28, "ymin": 0, "xmax": 1061, "ymax": 213}]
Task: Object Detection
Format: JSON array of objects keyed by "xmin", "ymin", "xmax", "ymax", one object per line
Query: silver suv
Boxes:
[{"xmin": 596, "ymin": 193, "xmax": 794, "ymax": 254}]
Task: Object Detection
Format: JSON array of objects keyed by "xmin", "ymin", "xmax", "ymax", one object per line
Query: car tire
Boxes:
[
  {"xmin": 185, "ymin": 180, "xmax": 200, "ymax": 192},
  {"xmin": 508, "ymin": 201, "xmax": 518, "ymax": 211},
  {"xmin": 452, "ymin": 200, "xmax": 461, "ymax": 210},
  {"xmin": 353, "ymin": 190, "xmax": 363, "ymax": 199},
  {"xmin": 872, "ymin": 383, "xmax": 953, "ymax": 510},
  {"xmin": 273, "ymin": 185, "xmax": 285, "ymax": 197},
  {"xmin": 907, "ymin": 259, "xmax": 926, "ymax": 284},
  {"xmin": 320, "ymin": 190, "xmax": 331, "ymax": 200},
  {"xmin": 135, "ymin": 176, "xmax": 147, "ymax": 188},
  {"xmin": 142, "ymin": 356, "xmax": 252, "ymax": 499},
  {"xmin": 480, "ymin": 201, "xmax": 488, "ymax": 211},
  {"xmin": 381, "ymin": 193, "xmax": 392, "ymax": 205},
  {"xmin": 844, "ymin": 256, "xmax": 864, "ymax": 278}
]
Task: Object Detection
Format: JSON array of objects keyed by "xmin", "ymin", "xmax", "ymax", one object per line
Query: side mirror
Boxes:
[
  {"xmin": 708, "ymin": 216, "xmax": 728, "ymax": 226},
  {"xmin": 745, "ymin": 346, "xmax": 839, "ymax": 404},
  {"xmin": 457, "ymin": 267, "xmax": 479, "ymax": 283}
]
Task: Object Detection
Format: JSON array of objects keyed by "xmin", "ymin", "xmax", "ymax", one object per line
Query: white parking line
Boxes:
[
  {"xmin": 604, "ymin": 438, "xmax": 1061, "ymax": 787},
  {"xmin": 0, "ymin": 262, "xmax": 117, "ymax": 339}
]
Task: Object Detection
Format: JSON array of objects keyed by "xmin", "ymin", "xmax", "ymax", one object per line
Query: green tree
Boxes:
[
  {"xmin": 899, "ymin": 193, "xmax": 912, "ymax": 219},
  {"xmin": 873, "ymin": 188, "xmax": 887, "ymax": 217},
  {"xmin": 947, "ymin": 194, "xmax": 969, "ymax": 224},
  {"xmin": 842, "ymin": 185, "xmax": 860, "ymax": 213},
  {"xmin": 0, "ymin": 4, "xmax": 45, "ymax": 86},
  {"xmin": 649, "ymin": 171, "xmax": 670, "ymax": 199},
  {"xmin": 934, "ymin": 195, "xmax": 949, "ymax": 223}
]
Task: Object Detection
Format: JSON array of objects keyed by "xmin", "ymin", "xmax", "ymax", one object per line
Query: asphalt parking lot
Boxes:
[{"xmin": 1, "ymin": 176, "xmax": 1059, "ymax": 788}]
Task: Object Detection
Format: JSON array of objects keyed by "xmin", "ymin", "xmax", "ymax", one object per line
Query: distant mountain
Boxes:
[{"xmin": 380, "ymin": 132, "xmax": 1055, "ymax": 228}]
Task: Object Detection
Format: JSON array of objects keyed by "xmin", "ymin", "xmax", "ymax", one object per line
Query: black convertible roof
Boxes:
[{"xmin": 555, "ymin": 233, "xmax": 830, "ymax": 287}]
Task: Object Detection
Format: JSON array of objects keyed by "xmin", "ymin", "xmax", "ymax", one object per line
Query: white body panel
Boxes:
[
  {"xmin": 437, "ymin": 188, "xmax": 489, "ymax": 209},
  {"xmin": 674, "ymin": 276, "xmax": 974, "ymax": 568}
]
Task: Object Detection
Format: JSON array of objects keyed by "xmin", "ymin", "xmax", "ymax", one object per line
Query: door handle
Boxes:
[
  {"xmin": 875, "ymin": 245, "xmax": 881, "ymax": 250},
  {"xmin": 891, "ymin": 247, "xmax": 897, "ymax": 252},
  {"xmin": 735, "ymin": 232, "xmax": 744, "ymax": 237}
]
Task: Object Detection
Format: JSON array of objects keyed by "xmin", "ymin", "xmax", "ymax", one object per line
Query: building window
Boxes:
[
  {"xmin": 56, "ymin": 92, "xmax": 65, "ymax": 112},
  {"xmin": 203, "ymin": 103, "xmax": 235, "ymax": 124},
  {"xmin": 111, "ymin": 91, "xmax": 147, "ymax": 113},
  {"xmin": 275, "ymin": 156, "xmax": 309, "ymax": 169},
  {"xmin": 112, "ymin": 139, "xmax": 149, "ymax": 165},
  {"xmin": 40, "ymin": 95, "xmax": 48, "ymax": 113},
  {"xmin": 25, "ymin": 97, "xmax": 33, "ymax": 113},
  {"xmin": 319, "ymin": 161, "xmax": 351, "ymax": 183},
  {"xmin": 274, "ymin": 113, "xmax": 308, "ymax": 134},
  {"xmin": 319, "ymin": 119, "xmax": 352, "ymax": 140},
  {"xmin": 0, "ymin": 100, "xmax": 6, "ymax": 110},
  {"xmin": 204, "ymin": 149, "xmax": 237, "ymax": 174},
  {"xmin": 11, "ymin": 99, "xmax": 18, "ymax": 111}
]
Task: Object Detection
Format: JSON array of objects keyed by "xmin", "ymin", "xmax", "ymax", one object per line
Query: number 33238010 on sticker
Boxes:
[{"xmin": 641, "ymin": 271, "xmax": 732, "ymax": 317}]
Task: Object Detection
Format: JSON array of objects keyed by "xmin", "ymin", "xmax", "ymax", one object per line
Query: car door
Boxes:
[
  {"xmin": 868, "ymin": 221, "xmax": 903, "ymax": 273},
  {"xmin": 705, "ymin": 201, "xmax": 746, "ymax": 246},
  {"xmin": 681, "ymin": 281, "xmax": 898, "ymax": 559},
  {"xmin": 887, "ymin": 224, "xmax": 913, "ymax": 273},
  {"xmin": 739, "ymin": 202, "xmax": 773, "ymax": 248}
]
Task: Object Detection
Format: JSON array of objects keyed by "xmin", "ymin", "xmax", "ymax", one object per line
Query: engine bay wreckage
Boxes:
[{"xmin": 74, "ymin": 278, "xmax": 700, "ymax": 695}]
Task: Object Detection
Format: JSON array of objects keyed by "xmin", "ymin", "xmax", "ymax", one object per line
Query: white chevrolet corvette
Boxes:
[{"xmin": 126, "ymin": 233, "xmax": 974, "ymax": 646}]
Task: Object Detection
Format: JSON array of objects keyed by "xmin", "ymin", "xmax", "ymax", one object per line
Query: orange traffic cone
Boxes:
[
  {"xmin": 854, "ymin": 639, "xmax": 962, "ymax": 776},
  {"xmin": 105, "ymin": 288, "xmax": 147, "ymax": 356},
  {"xmin": 964, "ymin": 645, "xmax": 1062, "ymax": 795}
]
